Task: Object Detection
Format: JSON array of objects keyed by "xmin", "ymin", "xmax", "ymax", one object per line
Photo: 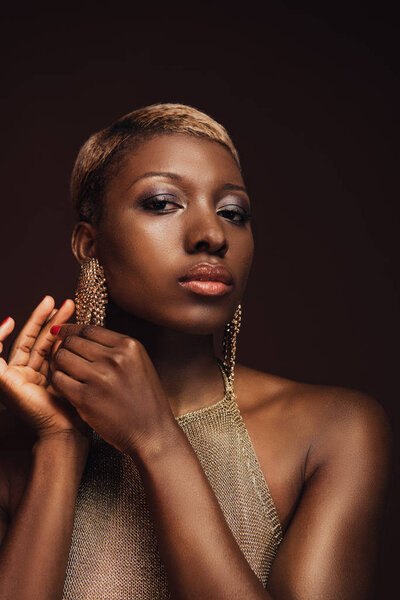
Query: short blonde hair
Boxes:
[{"xmin": 71, "ymin": 103, "xmax": 241, "ymax": 224}]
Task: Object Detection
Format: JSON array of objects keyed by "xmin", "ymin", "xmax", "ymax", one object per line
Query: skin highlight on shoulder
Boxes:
[
  {"xmin": 235, "ymin": 363, "xmax": 391, "ymax": 448},
  {"xmin": 231, "ymin": 364, "xmax": 392, "ymax": 536}
]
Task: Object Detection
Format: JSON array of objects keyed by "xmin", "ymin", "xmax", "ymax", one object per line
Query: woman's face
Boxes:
[{"xmin": 94, "ymin": 133, "xmax": 254, "ymax": 334}]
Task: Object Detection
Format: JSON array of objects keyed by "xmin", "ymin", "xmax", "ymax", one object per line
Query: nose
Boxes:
[{"xmin": 184, "ymin": 203, "xmax": 228, "ymax": 256}]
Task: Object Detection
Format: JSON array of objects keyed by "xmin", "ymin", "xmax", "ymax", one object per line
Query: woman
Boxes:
[{"xmin": 0, "ymin": 103, "xmax": 392, "ymax": 599}]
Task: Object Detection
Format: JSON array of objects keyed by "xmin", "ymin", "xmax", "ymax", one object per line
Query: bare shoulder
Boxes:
[
  {"xmin": 300, "ymin": 381, "xmax": 393, "ymax": 483},
  {"xmin": 235, "ymin": 362, "xmax": 393, "ymax": 480},
  {"xmin": 239, "ymin": 366, "xmax": 395, "ymax": 597}
]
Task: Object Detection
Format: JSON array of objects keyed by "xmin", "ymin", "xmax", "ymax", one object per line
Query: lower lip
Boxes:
[{"xmin": 179, "ymin": 280, "xmax": 233, "ymax": 296}]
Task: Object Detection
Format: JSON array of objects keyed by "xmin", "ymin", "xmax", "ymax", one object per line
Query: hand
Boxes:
[
  {"xmin": 49, "ymin": 324, "xmax": 177, "ymax": 455},
  {"xmin": 0, "ymin": 297, "xmax": 90, "ymax": 445}
]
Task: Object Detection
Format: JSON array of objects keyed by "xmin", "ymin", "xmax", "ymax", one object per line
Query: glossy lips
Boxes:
[{"xmin": 178, "ymin": 263, "xmax": 233, "ymax": 296}]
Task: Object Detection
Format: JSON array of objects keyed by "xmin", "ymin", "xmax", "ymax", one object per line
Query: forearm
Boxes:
[
  {"xmin": 0, "ymin": 435, "xmax": 87, "ymax": 600},
  {"xmin": 134, "ymin": 425, "xmax": 273, "ymax": 600}
]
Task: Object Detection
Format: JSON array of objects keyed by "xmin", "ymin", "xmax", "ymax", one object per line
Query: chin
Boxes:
[
  {"xmin": 109, "ymin": 293, "xmax": 235, "ymax": 335},
  {"xmin": 162, "ymin": 305, "xmax": 232, "ymax": 336}
]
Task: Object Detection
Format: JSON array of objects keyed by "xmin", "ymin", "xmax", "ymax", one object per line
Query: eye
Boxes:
[
  {"xmin": 141, "ymin": 195, "xmax": 180, "ymax": 212},
  {"xmin": 217, "ymin": 204, "xmax": 251, "ymax": 224}
]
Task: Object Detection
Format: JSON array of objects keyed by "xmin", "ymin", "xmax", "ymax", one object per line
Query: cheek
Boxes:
[
  {"xmin": 96, "ymin": 211, "xmax": 253, "ymax": 330},
  {"xmin": 232, "ymin": 236, "xmax": 254, "ymax": 295},
  {"xmin": 98, "ymin": 221, "xmax": 180, "ymax": 303}
]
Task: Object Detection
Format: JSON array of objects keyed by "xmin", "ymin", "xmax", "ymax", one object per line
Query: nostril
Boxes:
[{"xmin": 195, "ymin": 239, "xmax": 227, "ymax": 255}]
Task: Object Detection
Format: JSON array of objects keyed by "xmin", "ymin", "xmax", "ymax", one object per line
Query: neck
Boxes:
[{"xmin": 105, "ymin": 301, "xmax": 227, "ymax": 418}]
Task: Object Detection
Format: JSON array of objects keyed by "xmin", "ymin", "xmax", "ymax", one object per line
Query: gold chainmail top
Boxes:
[{"xmin": 62, "ymin": 360, "xmax": 283, "ymax": 599}]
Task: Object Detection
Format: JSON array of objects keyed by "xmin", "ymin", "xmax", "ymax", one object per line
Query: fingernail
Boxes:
[
  {"xmin": 60, "ymin": 299, "xmax": 68, "ymax": 308},
  {"xmin": 50, "ymin": 325, "xmax": 61, "ymax": 335},
  {"xmin": 0, "ymin": 317, "xmax": 10, "ymax": 327}
]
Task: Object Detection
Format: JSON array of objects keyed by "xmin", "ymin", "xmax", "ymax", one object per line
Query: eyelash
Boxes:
[{"xmin": 141, "ymin": 196, "xmax": 251, "ymax": 225}]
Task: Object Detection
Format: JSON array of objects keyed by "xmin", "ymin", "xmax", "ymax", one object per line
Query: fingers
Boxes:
[
  {"xmin": 54, "ymin": 334, "xmax": 108, "ymax": 363},
  {"xmin": 46, "ymin": 308, "xmax": 58, "ymax": 323},
  {"xmin": 38, "ymin": 308, "xmax": 58, "ymax": 368},
  {"xmin": 0, "ymin": 316, "xmax": 15, "ymax": 355},
  {"xmin": 49, "ymin": 333, "xmax": 125, "ymax": 394},
  {"xmin": 27, "ymin": 299, "xmax": 75, "ymax": 372},
  {"xmin": 8, "ymin": 296, "xmax": 56, "ymax": 366},
  {"xmin": 51, "ymin": 347, "xmax": 94, "ymax": 383},
  {"xmin": 51, "ymin": 323, "xmax": 128, "ymax": 348},
  {"xmin": 51, "ymin": 369, "xmax": 85, "ymax": 408},
  {"xmin": 38, "ymin": 308, "xmax": 58, "ymax": 377}
]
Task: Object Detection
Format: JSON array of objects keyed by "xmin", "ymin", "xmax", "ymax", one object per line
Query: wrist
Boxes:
[
  {"xmin": 33, "ymin": 430, "xmax": 89, "ymax": 472},
  {"xmin": 128, "ymin": 417, "xmax": 184, "ymax": 467},
  {"xmin": 36, "ymin": 426, "xmax": 89, "ymax": 448}
]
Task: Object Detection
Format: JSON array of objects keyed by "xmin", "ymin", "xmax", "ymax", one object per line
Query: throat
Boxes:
[{"xmin": 164, "ymin": 359, "xmax": 229, "ymax": 419}]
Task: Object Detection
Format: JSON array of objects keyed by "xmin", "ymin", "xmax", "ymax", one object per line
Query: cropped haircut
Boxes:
[{"xmin": 70, "ymin": 103, "xmax": 241, "ymax": 225}]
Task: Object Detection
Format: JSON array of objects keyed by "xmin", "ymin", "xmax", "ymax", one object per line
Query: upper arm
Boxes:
[{"xmin": 267, "ymin": 390, "xmax": 393, "ymax": 600}]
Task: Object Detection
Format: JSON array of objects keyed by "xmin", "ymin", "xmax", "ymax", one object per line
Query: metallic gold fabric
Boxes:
[{"xmin": 62, "ymin": 360, "xmax": 283, "ymax": 598}]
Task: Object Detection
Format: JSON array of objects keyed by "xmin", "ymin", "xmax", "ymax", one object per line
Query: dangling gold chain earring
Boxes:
[
  {"xmin": 75, "ymin": 257, "xmax": 108, "ymax": 326},
  {"xmin": 222, "ymin": 304, "xmax": 242, "ymax": 393}
]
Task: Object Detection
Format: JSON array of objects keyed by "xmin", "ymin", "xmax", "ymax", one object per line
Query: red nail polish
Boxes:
[
  {"xmin": 50, "ymin": 325, "xmax": 61, "ymax": 335},
  {"xmin": 1, "ymin": 317, "xmax": 10, "ymax": 327}
]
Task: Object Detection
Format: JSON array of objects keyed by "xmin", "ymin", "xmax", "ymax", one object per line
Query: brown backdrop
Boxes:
[{"xmin": 0, "ymin": 3, "xmax": 398, "ymax": 598}]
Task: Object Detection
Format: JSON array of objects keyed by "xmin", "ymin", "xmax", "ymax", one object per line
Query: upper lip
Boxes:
[{"xmin": 179, "ymin": 262, "xmax": 233, "ymax": 285}]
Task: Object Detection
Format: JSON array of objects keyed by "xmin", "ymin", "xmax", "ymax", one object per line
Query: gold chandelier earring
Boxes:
[
  {"xmin": 221, "ymin": 303, "xmax": 242, "ymax": 393},
  {"xmin": 75, "ymin": 257, "xmax": 108, "ymax": 326}
]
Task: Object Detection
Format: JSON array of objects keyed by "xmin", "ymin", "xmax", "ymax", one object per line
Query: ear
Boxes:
[{"xmin": 71, "ymin": 221, "xmax": 98, "ymax": 265}]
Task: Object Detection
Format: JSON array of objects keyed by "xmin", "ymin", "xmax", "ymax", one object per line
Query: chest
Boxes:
[{"xmin": 62, "ymin": 405, "xmax": 283, "ymax": 599}]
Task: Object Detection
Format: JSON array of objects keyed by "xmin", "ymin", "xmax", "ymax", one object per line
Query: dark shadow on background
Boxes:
[{"xmin": 0, "ymin": 2, "xmax": 398, "ymax": 597}]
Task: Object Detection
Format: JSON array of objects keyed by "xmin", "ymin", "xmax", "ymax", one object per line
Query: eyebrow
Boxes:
[
  {"xmin": 128, "ymin": 172, "xmax": 180, "ymax": 189},
  {"xmin": 127, "ymin": 171, "xmax": 248, "ymax": 194},
  {"xmin": 220, "ymin": 182, "xmax": 248, "ymax": 193}
]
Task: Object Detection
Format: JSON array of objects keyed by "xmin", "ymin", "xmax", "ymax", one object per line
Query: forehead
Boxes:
[{"xmin": 109, "ymin": 133, "xmax": 244, "ymax": 192}]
